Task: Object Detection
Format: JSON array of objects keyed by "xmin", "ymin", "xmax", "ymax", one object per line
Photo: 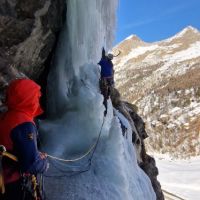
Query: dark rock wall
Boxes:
[
  {"xmin": 0, "ymin": 0, "xmax": 66, "ymax": 83},
  {"xmin": 0, "ymin": 0, "xmax": 66, "ymax": 112},
  {"xmin": 129, "ymin": 108, "xmax": 164, "ymax": 200}
]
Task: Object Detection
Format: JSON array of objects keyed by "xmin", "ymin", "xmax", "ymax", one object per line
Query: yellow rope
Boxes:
[
  {"xmin": 47, "ymin": 142, "xmax": 97, "ymax": 162},
  {"xmin": 0, "ymin": 113, "xmax": 105, "ymax": 166},
  {"xmin": 47, "ymin": 116, "xmax": 106, "ymax": 163}
]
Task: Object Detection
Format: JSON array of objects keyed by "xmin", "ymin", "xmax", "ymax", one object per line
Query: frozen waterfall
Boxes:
[{"xmin": 40, "ymin": 0, "xmax": 156, "ymax": 199}]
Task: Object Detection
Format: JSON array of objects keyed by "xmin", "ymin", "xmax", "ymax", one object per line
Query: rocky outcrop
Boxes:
[
  {"xmin": 0, "ymin": 0, "xmax": 66, "ymax": 112},
  {"xmin": 0, "ymin": 0, "xmax": 66, "ymax": 83},
  {"xmin": 139, "ymin": 152, "xmax": 164, "ymax": 200},
  {"xmin": 111, "ymin": 88, "xmax": 164, "ymax": 200}
]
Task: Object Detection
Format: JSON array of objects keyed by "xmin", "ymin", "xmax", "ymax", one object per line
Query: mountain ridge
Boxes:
[
  {"xmin": 113, "ymin": 26, "xmax": 200, "ymax": 158},
  {"xmin": 118, "ymin": 25, "xmax": 199, "ymax": 45}
]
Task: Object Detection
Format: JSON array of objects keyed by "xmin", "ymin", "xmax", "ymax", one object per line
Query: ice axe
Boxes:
[
  {"xmin": 0, "ymin": 145, "xmax": 18, "ymax": 162},
  {"xmin": 0, "ymin": 145, "xmax": 18, "ymax": 194},
  {"xmin": 113, "ymin": 49, "xmax": 121, "ymax": 57},
  {"xmin": 0, "ymin": 145, "xmax": 6, "ymax": 194}
]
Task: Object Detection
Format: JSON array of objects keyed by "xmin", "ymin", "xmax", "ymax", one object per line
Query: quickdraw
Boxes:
[{"xmin": 21, "ymin": 173, "xmax": 43, "ymax": 200}]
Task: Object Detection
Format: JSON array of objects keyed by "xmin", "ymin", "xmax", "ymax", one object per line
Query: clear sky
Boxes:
[{"xmin": 115, "ymin": 0, "xmax": 200, "ymax": 44}]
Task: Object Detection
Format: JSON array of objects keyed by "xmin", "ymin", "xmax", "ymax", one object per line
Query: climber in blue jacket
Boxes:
[
  {"xmin": 98, "ymin": 48, "xmax": 114, "ymax": 115},
  {"xmin": 98, "ymin": 47, "xmax": 114, "ymax": 85}
]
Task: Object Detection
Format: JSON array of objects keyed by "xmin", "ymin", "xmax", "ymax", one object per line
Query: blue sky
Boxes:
[{"xmin": 115, "ymin": 0, "xmax": 200, "ymax": 44}]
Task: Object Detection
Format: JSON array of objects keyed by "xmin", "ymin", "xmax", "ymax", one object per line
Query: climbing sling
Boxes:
[
  {"xmin": 0, "ymin": 145, "xmax": 43, "ymax": 200},
  {"xmin": 21, "ymin": 173, "xmax": 43, "ymax": 200}
]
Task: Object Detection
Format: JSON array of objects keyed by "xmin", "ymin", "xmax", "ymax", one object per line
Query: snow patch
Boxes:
[
  {"xmin": 151, "ymin": 153, "xmax": 200, "ymax": 200},
  {"xmin": 125, "ymin": 34, "xmax": 136, "ymax": 40},
  {"xmin": 162, "ymin": 26, "xmax": 199, "ymax": 43}
]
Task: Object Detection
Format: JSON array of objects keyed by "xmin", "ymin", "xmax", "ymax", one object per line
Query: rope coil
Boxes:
[
  {"xmin": 47, "ymin": 142, "xmax": 96, "ymax": 162},
  {"xmin": 46, "ymin": 115, "xmax": 105, "ymax": 163},
  {"xmin": 44, "ymin": 115, "xmax": 106, "ymax": 179}
]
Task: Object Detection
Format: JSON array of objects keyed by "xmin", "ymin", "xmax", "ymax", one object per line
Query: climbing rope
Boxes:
[
  {"xmin": 43, "ymin": 78, "xmax": 106, "ymax": 178},
  {"xmin": 47, "ymin": 141, "xmax": 97, "ymax": 162},
  {"xmin": 44, "ymin": 115, "xmax": 106, "ymax": 178},
  {"xmin": 44, "ymin": 161, "xmax": 91, "ymax": 178},
  {"xmin": 46, "ymin": 115, "xmax": 105, "ymax": 163}
]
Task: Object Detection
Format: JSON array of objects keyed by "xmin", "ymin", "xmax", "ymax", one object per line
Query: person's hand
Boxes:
[
  {"xmin": 102, "ymin": 47, "xmax": 106, "ymax": 58},
  {"xmin": 39, "ymin": 152, "xmax": 47, "ymax": 159}
]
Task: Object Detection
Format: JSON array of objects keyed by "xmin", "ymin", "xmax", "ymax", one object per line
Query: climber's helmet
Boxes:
[{"xmin": 107, "ymin": 53, "xmax": 113, "ymax": 60}]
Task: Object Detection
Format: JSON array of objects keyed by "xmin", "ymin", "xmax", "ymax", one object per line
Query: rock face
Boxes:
[
  {"xmin": 114, "ymin": 26, "xmax": 200, "ymax": 158},
  {"xmin": 0, "ymin": 0, "xmax": 66, "ymax": 82},
  {"xmin": 127, "ymin": 105, "xmax": 164, "ymax": 200},
  {"xmin": 0, "ymin": 0, "xmax": 66, "ymax": 112},
  {"xmin": 111, "ymin": 88, "xmax": 164, "ymax": 200}
]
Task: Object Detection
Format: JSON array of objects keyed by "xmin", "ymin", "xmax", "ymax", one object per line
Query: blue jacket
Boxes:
[
  {"xmin": 98, "ymin": 57, "xmax": 113, "ymax": 78},
  {"xmin": 11, "ymin": 122, "xmax": 48, "ymax": 174}
]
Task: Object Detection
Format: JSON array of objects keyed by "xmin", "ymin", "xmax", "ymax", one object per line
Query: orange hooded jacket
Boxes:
[{"xmin": 0, "ymin": 79, "xmax": 43, "ymax": 184}]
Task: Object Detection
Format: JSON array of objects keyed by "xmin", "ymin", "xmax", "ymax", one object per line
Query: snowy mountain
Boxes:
[{"xmin": 113, "ymin": 26, "xmax": 200, "ymax": 158}]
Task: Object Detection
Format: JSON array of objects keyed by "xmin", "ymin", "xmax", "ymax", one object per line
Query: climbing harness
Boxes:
[
  {"xmin": 100, "ymin": 78, "xmax": 113, "ymax": 98},
  {"xmin": 99, "ymin": 77, "xmax": 114, "ymax": 116},
  {"xmin": 0, "ymin": 145, "xmax": 43, "ymax": 199}
]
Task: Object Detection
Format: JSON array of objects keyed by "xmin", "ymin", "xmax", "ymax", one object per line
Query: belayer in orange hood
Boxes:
[
  {"xmin": 0, "ymin": 78, "xmax": 48, "ymax": 200},
  {"xmin": 6, "ymin": 78, "xmax": 44, "ymax": 120}
]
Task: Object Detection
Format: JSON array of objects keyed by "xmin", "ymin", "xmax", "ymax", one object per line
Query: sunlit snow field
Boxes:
[{"xmin": 152, "ymin": 153, "xmax": 200, "ymax": 200}]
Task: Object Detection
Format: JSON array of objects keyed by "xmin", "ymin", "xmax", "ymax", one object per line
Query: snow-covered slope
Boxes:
[
  {"xmin": 38, "ymin": 0, "xmax": 156, "ymax": 199},
  {"xmin": 153, "ymin": 153, "xmax": 200, "ymax": 200},
  {"xmin": 114, "ymin": 26, "xmax": 200, "ymax": 158}
]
